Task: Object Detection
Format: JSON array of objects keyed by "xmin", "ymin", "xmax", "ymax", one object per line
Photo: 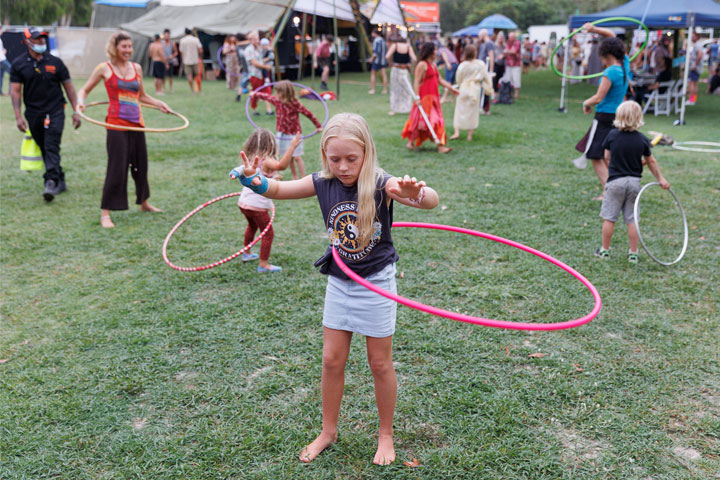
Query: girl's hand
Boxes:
[
  {"xmin": 291, "ymin": 132, "xmax": 302, "ymax": 147},
  {"xmin": 158, "ymin": 101, "xmax": 171, "ymax": 114},
  {"xmin": 76, "ymin": 102, "xmax": 85, "ymax": 113},
  {"xmin": 582, "ymin": 101, "xmax": 592, "ymax": 114},
  {"xmin": 388, "ymin": 175, "xmax": 426, "ymax": 200},
  {"xmin": 659, "ymin": 178, "xmax": 670, "ymax": 190},
  {"xmin": 229, "ymin": 151, "xmax": 262, "ymax": 185},
  {"xmin": 583, "ymin": 22, "xmax": 594, "ymax": 33}
]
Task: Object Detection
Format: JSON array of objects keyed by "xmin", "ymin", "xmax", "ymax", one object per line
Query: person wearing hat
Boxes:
[{"xmin": 10, "ymin": 27, "xmax": 81, "ymax": 201}]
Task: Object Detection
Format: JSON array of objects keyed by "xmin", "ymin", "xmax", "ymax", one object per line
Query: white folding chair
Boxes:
[
  {"xmin": 672, "ymin": 80, "xmax": 685, "ymax": 114},
  {"xmin": 643, "ymin": 80, "xmax": 675, "ymax": 116}
]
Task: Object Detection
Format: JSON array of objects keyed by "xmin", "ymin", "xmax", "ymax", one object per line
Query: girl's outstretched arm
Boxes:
[
  {"xmin": 230, "ymin": 151, "xmax": 316, "ymax": 199},
  {"xmin": 385, "ymin": 175, "xmax": 439, "ymax": 209}
]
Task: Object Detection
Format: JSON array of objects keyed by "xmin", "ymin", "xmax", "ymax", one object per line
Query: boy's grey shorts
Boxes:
[{"xmin": 600, "ymin": 176, "xmax": 642, "ymax": 224}]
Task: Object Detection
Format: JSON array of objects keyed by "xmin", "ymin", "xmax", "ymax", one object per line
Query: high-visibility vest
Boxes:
[{"xmin": 21, "ymin": 129, "xmax": 43, "ymax": 171}]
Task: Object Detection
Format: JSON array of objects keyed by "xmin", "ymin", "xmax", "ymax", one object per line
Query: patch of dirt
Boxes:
[
  {"xmin": 673, "ymin": 445, "xmax": 701, "ymax": 460},
  {"xmin": 552, "ymin": 420, "xmax": 607, "ymax": 464},
  {"xmin": 174, "ymin": 371, "xmax": 199, "ymax": 382},
  {"xmin": 132, "ymin": 417, "xmax": 147, "ymax": 430}
]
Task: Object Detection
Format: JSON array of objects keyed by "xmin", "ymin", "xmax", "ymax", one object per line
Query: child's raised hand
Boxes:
[
  {"xmin": 291, "ymin": 132, "xmax": 302, "ymax": 148},
  {"xmin": 229, "ymin": 151, "xmax": 262, "ymax": 185},
  {"xmin": 389, "ymin": 175, "xmax": 426, "ymax": 200}
]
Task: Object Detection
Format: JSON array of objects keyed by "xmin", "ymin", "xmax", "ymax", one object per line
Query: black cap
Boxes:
[{"xmin": 24, "ymin": 27, "xmax": 48, "ymax": 39}]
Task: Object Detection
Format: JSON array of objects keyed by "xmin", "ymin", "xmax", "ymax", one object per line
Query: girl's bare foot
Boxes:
[
  {"xmin": 437, "ymin": 145, "xmax": 453, "ymax": 154},
  {"xmin": 100, "ymin": 215, "xmax": 115, "ymax": 229},
  {"xmin": 467, "ymin": 134, "xmax": 473, "ymax": 141},
  {"xmin": 140, "ymin": 202, "xmax": 163, "ymax": 212},
  {"xmin": 449, "ymin": 133, "xmax": 460, "ymax": 140},
  {"xmin": 299, "ymin": 431, "xmax": 337, "ymax": 463},
  {"xmin": 406, "ymin": 143, "xmax": 418, "ymax": 151},
  {"xmin": 373, "ymin": 434, "xmax": 395, "ymax": 465}
]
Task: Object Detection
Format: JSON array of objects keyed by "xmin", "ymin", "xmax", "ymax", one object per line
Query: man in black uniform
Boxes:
[{"xmin": 10, "ymin": 27, "xmax": 81, "ymax": 201}]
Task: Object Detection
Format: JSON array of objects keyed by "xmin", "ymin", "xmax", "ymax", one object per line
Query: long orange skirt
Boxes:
[{"xmin": 401, "ymin": 94, "xmax": 446, "ymax": 147}]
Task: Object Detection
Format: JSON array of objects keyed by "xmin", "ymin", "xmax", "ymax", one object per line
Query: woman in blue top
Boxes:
[{"xmin": 573, "ymin": 23, "xmax": 631, "ymax": 200}]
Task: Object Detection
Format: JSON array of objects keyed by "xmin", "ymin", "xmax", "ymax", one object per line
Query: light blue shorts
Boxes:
[
  {"xmin": 276, "ymin": 132, "xmax": 304, "ymax": 157},
  {"xmin": 323, "ymin": 263, "xmax": 397, "ymax": 338}
]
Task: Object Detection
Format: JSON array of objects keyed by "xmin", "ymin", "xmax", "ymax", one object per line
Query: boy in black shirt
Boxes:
[{"xmin": 595, "ymin": 101, "xmax": 670, "ymax": 263}]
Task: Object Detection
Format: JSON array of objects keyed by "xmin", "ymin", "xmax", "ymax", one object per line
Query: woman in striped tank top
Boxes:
[{"xmin": 77, "ymin": 31, "xmax": 172, "ymax": 228}]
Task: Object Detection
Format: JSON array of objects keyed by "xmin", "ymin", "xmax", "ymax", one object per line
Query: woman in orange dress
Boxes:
[{"xmin": 402, "ymin": 42, "xmax": 458, "ymax": 153}]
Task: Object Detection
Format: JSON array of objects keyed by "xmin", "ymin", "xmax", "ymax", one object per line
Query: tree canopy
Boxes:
[{"xmin": 2, "ymin": 0, "xmax": 93, "ymax": 26}]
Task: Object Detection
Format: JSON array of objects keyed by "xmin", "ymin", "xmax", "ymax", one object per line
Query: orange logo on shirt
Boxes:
[{"xmin": 45, "ymin": 65, "xmax": 56, "ymax": 74}]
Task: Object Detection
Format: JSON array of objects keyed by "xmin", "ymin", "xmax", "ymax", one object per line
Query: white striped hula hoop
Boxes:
[
  {"xmin": 162, "ymin": 192, "xmax": 275, "ymax": 272},
  {"xmin": 671, "ymin": 141, "xmax": 720, "ymax": 153},
  {"xmin": 633, "ymin": 182, "xmax": 688, "ymax": 266}
]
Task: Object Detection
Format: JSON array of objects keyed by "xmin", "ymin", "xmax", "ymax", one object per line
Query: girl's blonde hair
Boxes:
[
  {"xmin": 275, "ymin": 80, "xmax": 297, "ymax": 104},
  {"xmin": 106, "ymin": 31, "xmax": 133, "ymax": 60},
  {"xmin": 320, "ymin": 113, "xmax": 382, "ymax": 246},
  {"xmin": 243, "ymin": 128, "xmax": 278, "ymax": 163},
  {"xmin": 614, "ymin": 100, "xmax": 644, "ymax": 131}
]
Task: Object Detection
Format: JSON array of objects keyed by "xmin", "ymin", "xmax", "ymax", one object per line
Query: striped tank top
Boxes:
[{"xmin": 104, "ymin": 61, "xmax": 144, "ymax": 129}]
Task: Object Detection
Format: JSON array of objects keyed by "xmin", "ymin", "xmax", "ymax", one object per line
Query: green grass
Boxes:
[{"xmin": 1, "ymin": 69, "xmax": 719, "ymax": 479}]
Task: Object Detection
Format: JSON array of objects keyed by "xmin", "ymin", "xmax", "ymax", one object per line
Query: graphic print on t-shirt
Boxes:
[
  {"xmin": 117, "ymin": 78, "xmax": 142, "ymax": 124},
  {"xmin": 326, "ymin": 201, "xmax": 382, "ymax": 261}
]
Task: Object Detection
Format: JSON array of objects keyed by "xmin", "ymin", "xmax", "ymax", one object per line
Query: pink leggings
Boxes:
[{"xmin": 240, "ymin": 207, "xmax": 274, "ymax": 261}]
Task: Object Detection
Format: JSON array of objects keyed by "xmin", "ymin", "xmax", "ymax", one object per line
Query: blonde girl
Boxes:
[
  {"xmin": 235, "ymin": 129, "xmax": 301, "ymax": 272},
  {"xmin": 230, "ymin": 112, "xmax": 439, "ymax": 465},
  {"xmin": 250, "ymin": 80, "xmax": 322, "ymax": 179}
]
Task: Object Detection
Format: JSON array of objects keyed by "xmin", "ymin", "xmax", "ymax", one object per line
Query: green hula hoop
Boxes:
[{"xmin": 552, "ymin": 16, "xmax": 649, "ymax": 80}]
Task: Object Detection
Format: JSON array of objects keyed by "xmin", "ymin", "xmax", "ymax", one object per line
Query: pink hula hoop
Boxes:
[
  {"xmin": 331, "ymin": 222, "xmax": 602, "ymax": 331},
  {"xmin": 162, "ymin": 192, "xmax": 275, "ymax": 272}
]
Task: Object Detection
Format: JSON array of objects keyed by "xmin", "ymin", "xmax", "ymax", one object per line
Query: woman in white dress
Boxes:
[
  {"xmin": 385, "ymin": 32, "xmax": 416, "ymax": 115},
  {"xmin": 450, "ymin": 45, "xmax": 494, "ymax": 141}
]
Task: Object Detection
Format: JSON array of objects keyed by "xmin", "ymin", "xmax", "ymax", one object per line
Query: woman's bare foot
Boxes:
[
  {"xmin": 299, "ymin": 431, "xmax": 337, "ymax": 463},
  {"xmin": 437, "ymin": 145, "xmax": 453, "ymax": 154},
  {"xmin": 140, "ymin": 201, "xmax": 163, "ymax": 212},
  {"xmin": 100, "ymin": 215, "xmax": 115, "ymax": 229},
  {"xmin": 373, "ymin": 434, "xmax": 395, "ymax": 465},
  {"xmin": 406, "ymin": 143, "xmax": 418, "ymax": 151},
  {"xmin": 467, "ymin": 134, "xmax": 473, "ymax": 141},
  {"xmin": 449, "ymin": 133, "xmax": 460, "ymax": 140}
]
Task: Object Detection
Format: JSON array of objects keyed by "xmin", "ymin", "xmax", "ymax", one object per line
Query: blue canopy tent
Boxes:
[
  {"xmin": 453, "ymin": 25, "xmax": 494, "ymax": 37},
  {"xmin": 569, "ymin": 0, "xmax": 720, "ymax": 28},
  {"xmin": 558, "ymin": 0, "xmax": 720, "ymax": 124},
  {"xmin": 476, "ymin": 14, "xmax": 518, "ymax": 30}
]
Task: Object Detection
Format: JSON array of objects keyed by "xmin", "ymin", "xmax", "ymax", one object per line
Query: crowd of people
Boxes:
[{"xmin": 6, "ymin": 18, "xmax": 714, "ymax": 469}]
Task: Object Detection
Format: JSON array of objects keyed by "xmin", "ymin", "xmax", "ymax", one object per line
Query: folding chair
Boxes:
[
  {"xmin": 672, "ymin": 80, "xmax": 685, "ymax": 114},
  {"xmin": 642, "ymin": 80, "xmax": 675, "ymax": 116}
]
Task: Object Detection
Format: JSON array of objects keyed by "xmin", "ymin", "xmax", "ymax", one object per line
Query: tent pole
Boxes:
[
  {"xmin": 558, "ymin": 18, "xmax": 571, "ymax": 113},
  {"xmin": 333, "ymin": 0, "xmax": 340, "ymax": 97},
  {"xmin": 271, "ymin": 0, "xmax": 295, "ymax": 51},
  {"xmin": 300, "ymin": 13, "xmax": 307, "ymax": 80},
  {"xmin": 678, "ymin": 14, "xmax": 695, "ymax": 126},
  {"xmin": 312, "ymin": 0, "xmax": 317, "ymax": 87},
  {"xmin": 271, "ymin": 0, "xmax": 297, "ymax": 81}
]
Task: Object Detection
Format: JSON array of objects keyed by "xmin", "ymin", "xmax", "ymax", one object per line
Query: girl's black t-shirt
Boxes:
[
  {"xmin": 602, "ymin": 128, "xmax": 651, "ymax": 183},
  {"xmin": 313, "ymin": 171, "xmax": 399, "ymax": 280}
]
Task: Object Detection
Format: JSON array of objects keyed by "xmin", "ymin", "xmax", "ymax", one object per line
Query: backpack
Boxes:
[{"xmin": 498, "ymin": 80, "xmax": 514, "ymax": 104}]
